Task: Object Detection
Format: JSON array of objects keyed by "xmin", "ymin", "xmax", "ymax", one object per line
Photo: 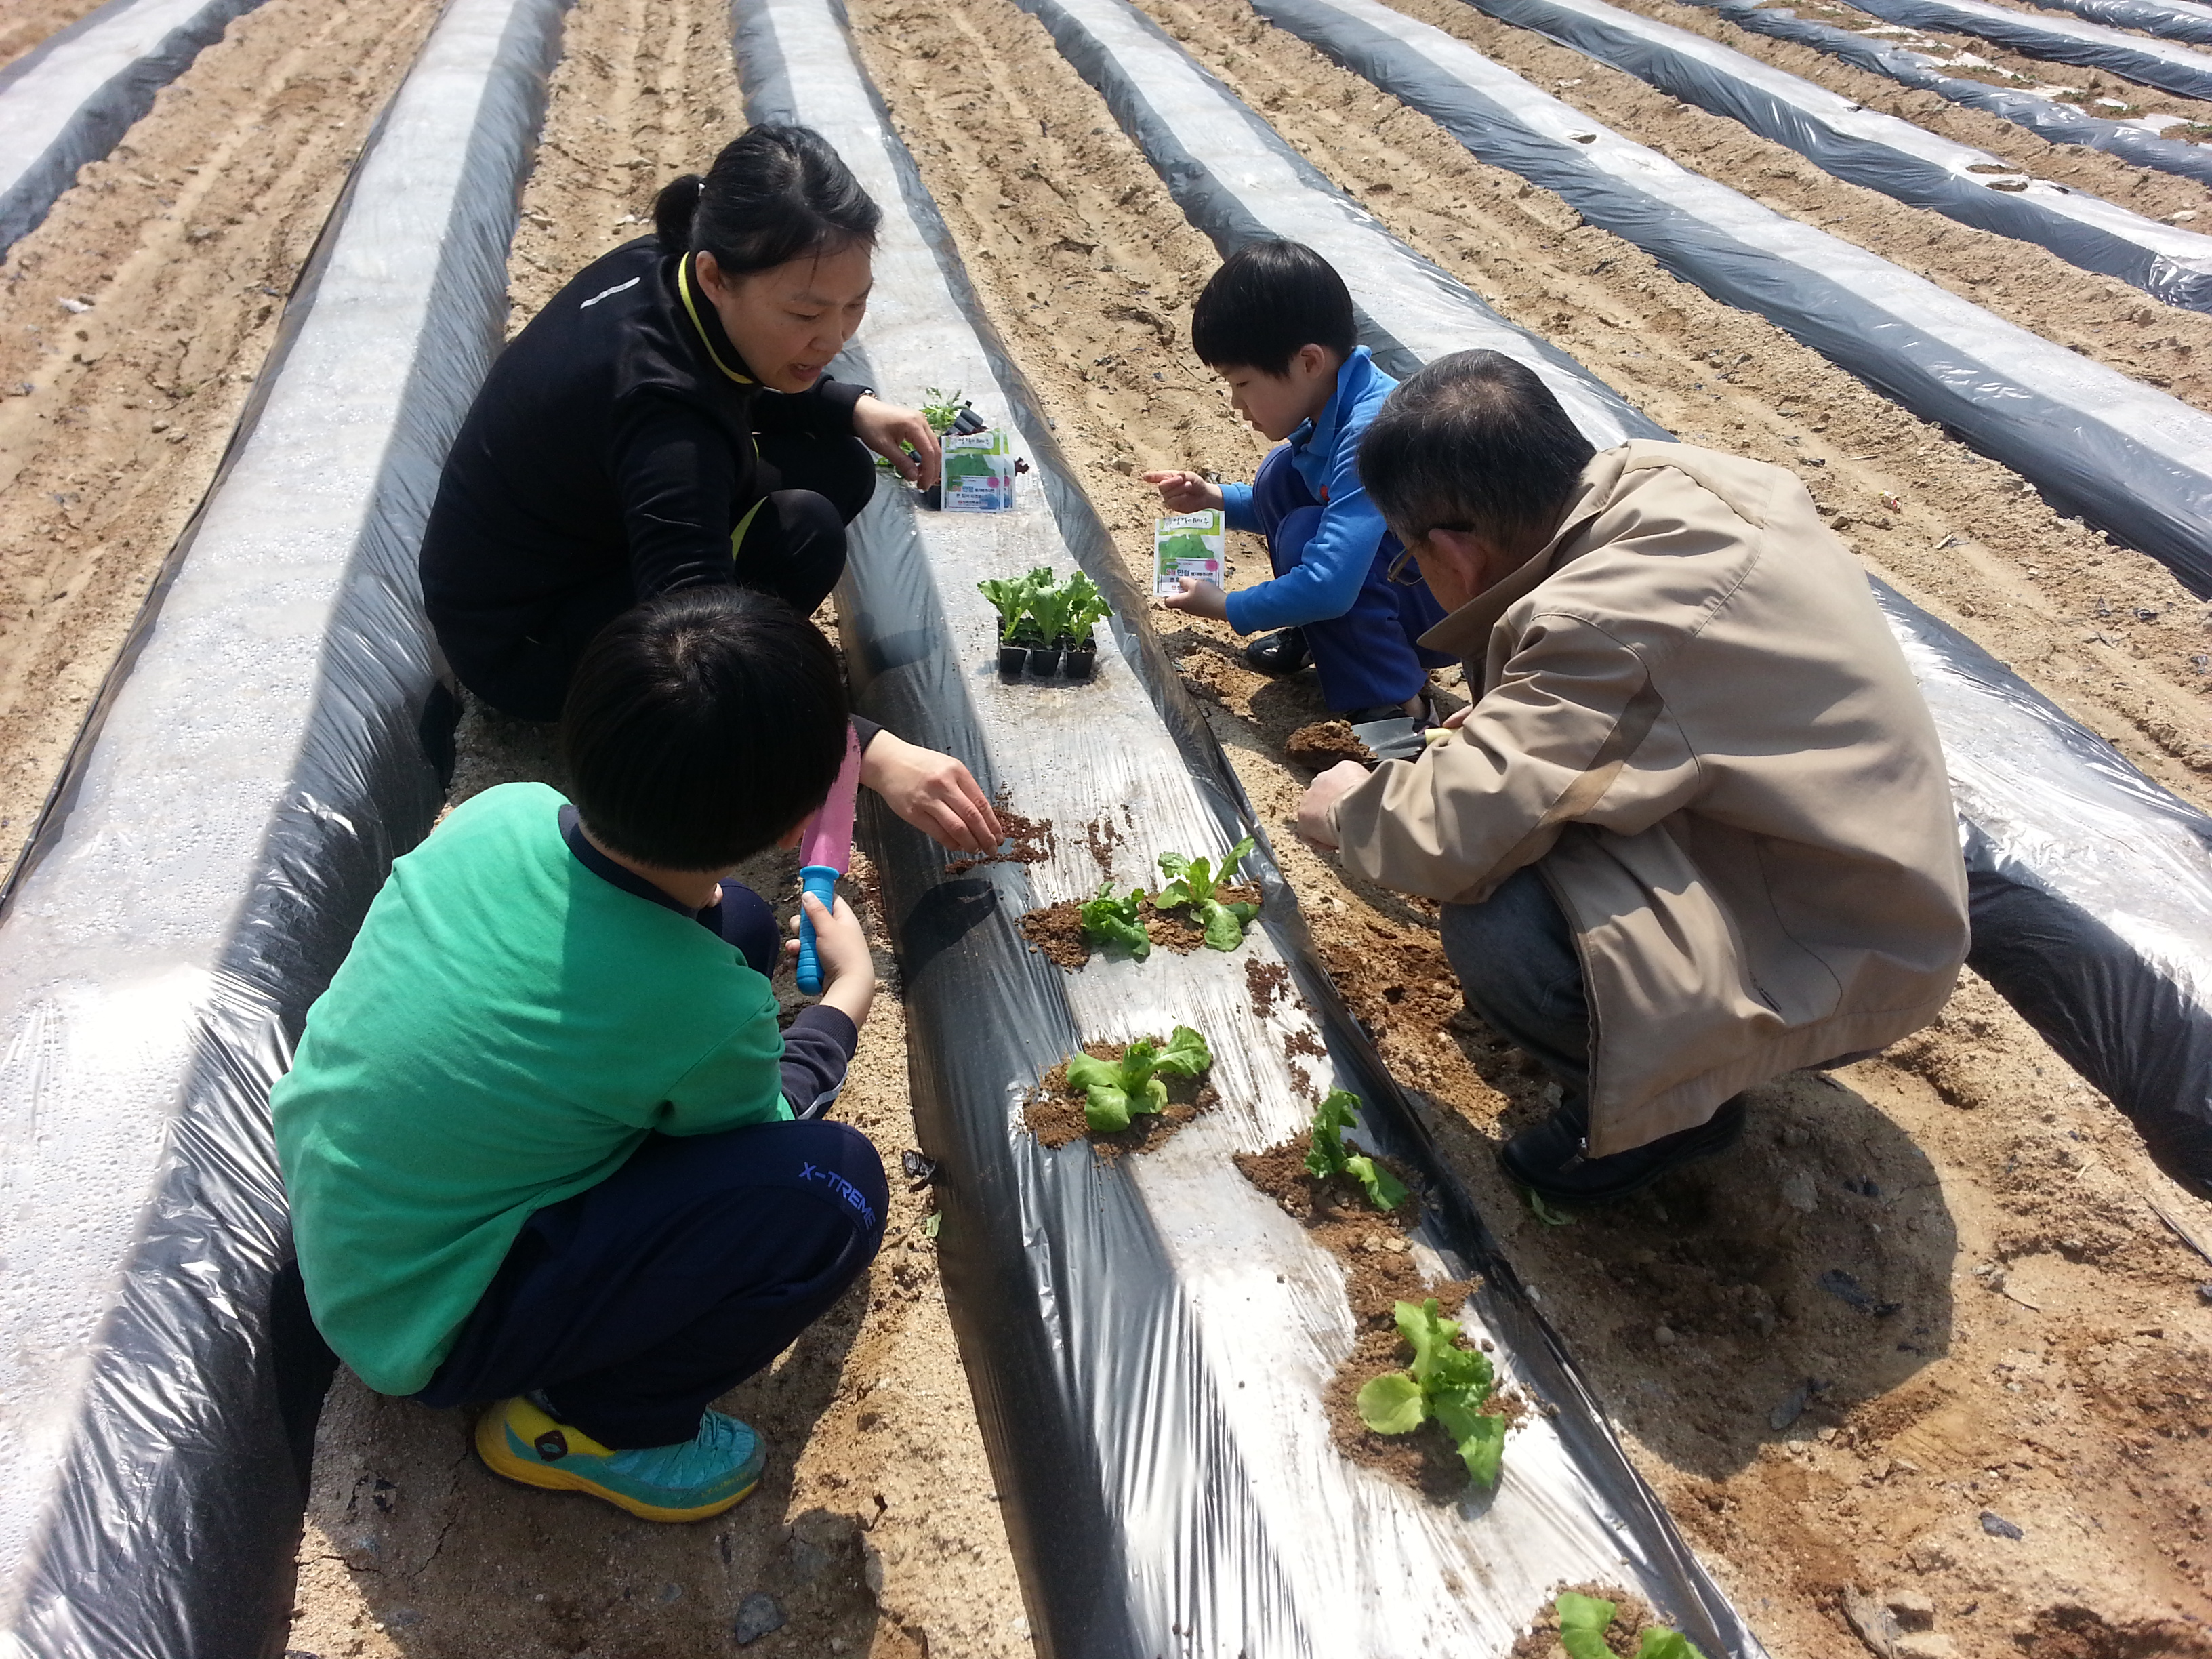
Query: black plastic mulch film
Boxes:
[
  {"xmin": 0, "ymin": 0, "xmax": 569, "ymax": 1652},
  {"xmin": 0, "ymin": 0, "xmax": 270, "ymax": 256},
  {"xmin": 1844, "ymin": 0, "xmax": 2212, "ymax": 99},
  {"xmin": 2023, "ymin": 0, "xmax": 2212, "ymax": 45},
  {"xmin": 1006, "ymin": 0, "xmax": 2212, "ymax": 1191},
  {"xmin": 1683, "ymin": 0, "xmax": 2212, "ymax": 188},
  {"xmin": 742, "ymin": 0, "xmax": 1767, "ymax": 1652},
  {"xmin": 1458, "ymin": 0, "xmax": 2212, "ymax": 314}
]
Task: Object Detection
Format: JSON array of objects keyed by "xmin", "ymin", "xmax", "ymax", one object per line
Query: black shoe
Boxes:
[
  {"xmin": 1500, "ymin": 1094, "xmax": 1748, "ymax": 1204},
  {"xmin": 418, "ymin": 680, "xmax": 462, "ymax": 792},
  {"xmin": 1244, "ymin": 627, "xmax": 1309, "ymax": 674}
]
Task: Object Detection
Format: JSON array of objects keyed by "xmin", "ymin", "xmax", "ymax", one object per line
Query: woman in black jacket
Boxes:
[{"xmin": 421, "ymin": 124, "xmax": 999, "ymax": 851}]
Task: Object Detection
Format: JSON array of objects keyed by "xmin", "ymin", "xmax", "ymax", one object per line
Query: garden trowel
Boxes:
[{"xmin": 1348, "ymin": 716, "xmax": 1450, "ymax": 763}]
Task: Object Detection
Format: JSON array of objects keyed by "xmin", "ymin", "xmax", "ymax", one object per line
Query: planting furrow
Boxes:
[
  {"xmin": 1457, "ymin": 0, "xmax": 2212, "ymax": 311},
  {"xmin": 1845, "ymin": 0, "xmax": 2212, "ymax": 97},
  {"xmin": 0, "ymin": 0, "xmax": 567, "ymax": 1650},
  {"xmin": 0, "ymin": 0, "xmax": 270, "ymax": 254},
  {"xmin": 1021, "ymin": 0, "xmax": 2212, "ymax": 1284},
  {"xmin": 1686, "ymin": 0, "xmax": 2212, "ymax": 185},
  {"xmin": 737, "ymin": 0, "xmax": 1767, "ymax": 1651}
]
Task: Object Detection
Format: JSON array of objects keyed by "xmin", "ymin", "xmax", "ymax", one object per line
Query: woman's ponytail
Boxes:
[
  {"xmin": 653, "ymin": 173, "xmax": 705, "ymax": 251},
  {"xmin": 660, "ymin": 126, "xmax": 879, "ymax": 276}
]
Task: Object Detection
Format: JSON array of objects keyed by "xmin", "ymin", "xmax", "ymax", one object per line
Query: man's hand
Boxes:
[
  {"xmin": 1159, "ymin": 576, "xmax": 1229, "ymax": 621},
  {"xmin": 1141, "ymin": 469, "xmax": 1224, "ymax": 514},
  {"xmin": 1296, "ymin": 760, "xmax": 1370, "ymax": 850},
  {"xmin": 859, "ymin": 731, "xmax": 1003, "ymax": 853},
  {"xmin": 787, "ymin": 892, "xmax": 876, "ymax": 1029},
  {"xmin": 852, "ymin": 394, "xmax": 942, "ymax": 487}
]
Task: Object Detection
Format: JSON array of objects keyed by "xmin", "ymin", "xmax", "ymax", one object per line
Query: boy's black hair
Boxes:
[
  {"xmin": 1358, "ymin": 349, "xmax": 1597, "ymax": 554},
  {"xmin": 653, "ymin": 125, "xmax": 880, "ymax": 274},
  {"xmin": 1190, "ymin": 240, "xmax": 1359, "ymax": 376},
  {"xmin": 562, "ymin": 588, "xmax": 850, "ymax": 871}
]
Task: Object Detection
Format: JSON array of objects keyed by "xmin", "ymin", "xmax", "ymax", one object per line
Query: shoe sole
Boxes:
[
  {"xmin": 1502, "ymin": 1104, "xmax": 1747, "ymax": 1207},
  {"xmin": 472, "ymin": 1412, "xmax": 759, "ymax": 1523}
]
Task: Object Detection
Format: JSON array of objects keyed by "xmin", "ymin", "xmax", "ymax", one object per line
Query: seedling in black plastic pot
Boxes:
[
  {"xmin": 1355, "ymin": 1298, "xmax": 1505, "ymax": 1488},
  {"xmin": 1080, "ymin": 882, "xmax": 1150, "ymax": 960},
  {"xmin": 1305, "ymin": 1088, "xmax": 1408, "ymax": 1211},
  {"xmin": 1065, "ymin": 1025, "xmax": 1212, "ymax": 1132},
  {"xmin": 1156, "ymin": 836, "xmax": 1261, "ymax": 950}
]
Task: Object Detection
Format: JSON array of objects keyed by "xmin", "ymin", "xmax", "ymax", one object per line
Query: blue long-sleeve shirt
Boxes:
[{"xmin": 1221, "ymin": 347, "xmax": 1398, "ymax": 636}]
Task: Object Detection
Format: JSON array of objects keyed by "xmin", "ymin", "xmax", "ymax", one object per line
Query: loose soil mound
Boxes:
[
  {"xmin": 944, "ymin": 796, "xmax": 1055, "ymax": 873},
  {"xmin": 1284, "ymin": 718, "xmax": 1375, "ymax": 770},
  {"xmin": 1236, "ymin": 1135, "xmax": 1502, "ymax": 1500},
  {"xmin": 1505, "ymin": 1584, "xmax": 1657, "ymax": 1659},
  {"xmin": 1021, "ymin": 1040, "xmax": 1219, "ymax": 1153},
  {"xmin": 1017, "ymin": 883, "xmax": 1263, "ymax": 967}
]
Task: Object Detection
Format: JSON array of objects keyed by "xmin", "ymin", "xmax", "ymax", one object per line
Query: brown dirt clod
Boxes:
[{"xmin": 1285, "ymin": 719, "xmax": 1376, "ymax": 771}]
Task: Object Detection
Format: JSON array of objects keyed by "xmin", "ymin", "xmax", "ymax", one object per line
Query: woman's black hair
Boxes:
[
  {"xmin": 562, "ymin": 587, "xmax": 850, "ymax": 871},
  {"xmin": 653, "ymin": 125, "xmax": 880, "ymax": 275},
  {"xmin": 1189, "ymin": 240, "xmax": 1358, "ymax": 375}
]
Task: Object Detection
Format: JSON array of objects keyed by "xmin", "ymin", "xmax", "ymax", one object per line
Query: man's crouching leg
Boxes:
[
  {"xmin": 1440, "ymin": 865, "xmax": 1745, "ymax": 1204},
  {"xmin": 420, "ymin": 1118, "xmax": 888, "ymax": 1521}
]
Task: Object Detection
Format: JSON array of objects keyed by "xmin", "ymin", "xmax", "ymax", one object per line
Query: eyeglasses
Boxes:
[{"xmin": 1385, "ymin": 526, "xmax": 1471, "ymax": 587}]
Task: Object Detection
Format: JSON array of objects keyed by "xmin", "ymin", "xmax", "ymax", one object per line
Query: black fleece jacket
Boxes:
[{"xmin": 419, "ymin": 237, "xmax": 865, "ymax": 664}]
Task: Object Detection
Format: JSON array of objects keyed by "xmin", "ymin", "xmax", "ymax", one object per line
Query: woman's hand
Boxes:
[
  {"xmin": 853, "ymin": 394, "xmax": 941, "ymax": 488},
  {"xmin": 1159, "ymin": 577, "xmax": 1229, "ymax": 621},
  {"xmin": 860, "ymin": 731, "xmax": 1003, "ymax": 853},
  {"xmin": 1141, "ymin": 469, "xmax": 1224, "ymax": 514}
]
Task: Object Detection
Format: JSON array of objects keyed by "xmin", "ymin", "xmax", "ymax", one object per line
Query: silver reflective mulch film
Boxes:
[
  {"xmin": 0, "ymin": 0, "xmax": 268, "ymax": 255},
  {"xmin": 0, "ymin": 0, "xmax": 568, "ymax": 1651},
  {"xmin": 1847, "ymin": 0, "xmax": 2212, "ymax": 100},
  {"xmin": 2020, "ymin": 0, "xmax": 2212, "ymax": 46},
  {"xmin": 1683, "ymin": 0, "xmax": 2212, "ymax": 189},
  {"xmin": 734, "ymin": 0, "xmax": 1770, "ymax": 1653},
  {"xmin": 1462, "ymin": 0, "xmax": 2212, "ymax": 312}
]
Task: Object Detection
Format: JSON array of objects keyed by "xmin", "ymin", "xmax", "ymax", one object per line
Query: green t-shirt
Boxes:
[{"xmin": 272, "ymin": 781, "xmax": 790, "ymax": 1395}]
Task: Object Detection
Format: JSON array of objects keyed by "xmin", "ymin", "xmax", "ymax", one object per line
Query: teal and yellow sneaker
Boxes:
[{"xmin": 473, "ymin": 1395, "xmax": 765, "ymax": 1521}]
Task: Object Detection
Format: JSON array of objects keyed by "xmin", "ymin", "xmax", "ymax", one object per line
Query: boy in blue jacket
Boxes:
[
  {"xmin": 1146, "ymin": 240, "xmax": 1452, "ymax": 723},
  {"xmin": 274, "ymin": 588, "xmax": 886, "ymax": 1523}
]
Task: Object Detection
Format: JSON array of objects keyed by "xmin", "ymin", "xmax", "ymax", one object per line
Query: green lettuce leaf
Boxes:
[
  {"xmin": 1634, "ymin": 1633, "xmax": 1708, "ymax": 1659},
  {"xmin": 1354, "ymin": 1372, "xmax": 1426, "ymax": 1435},
  {"xmin": 1556, "ymin": 1592, "xmax": 1618, "ymax": 1659},
  {"xmin": 1342, "ymin": 1153, "xmax": 1408, "ymax": 1212},
  {"xmin": 1307, "ymin": 1089, "xmax": 1357, "ymax": 1179},
  {"xmin": 1201, "ymin": 903, "xmax": 1248, "ymax": 951},
  {"xmin": 1079, "ymin": 882, "xmax": 1149, "ymax": 960},
  {"xmin": 1153, "ymin": 1025, "xmax": 1212, "ymax": 1077}
]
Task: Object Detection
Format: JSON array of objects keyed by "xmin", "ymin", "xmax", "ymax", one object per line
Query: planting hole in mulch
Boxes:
[
  {"xmin": 1284, "ymin": 720, "xmax": 1374, "ymax": 771},
  {"xmin": 1504, "ymin": 1584, "xmax": 1654, "ymax": 1659},
  {"xmin": 1237, "ymin": 1132, "xmax": 1520, "ymax": 1501},
  {"xmin": 1023, "ymin": 1040, "xmax": 1220, "ymax": 1155},
  {"xmin": 1016, "ymin": 884, "xmax": 1264, "ymax": 968},
  {"xmin": 944, "ymin": 792, "xmax": 1054, "ymax": 874}
]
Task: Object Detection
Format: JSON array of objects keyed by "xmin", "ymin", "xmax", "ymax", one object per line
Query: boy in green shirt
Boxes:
[{"xmin": 274, "ymin": 588, "xmax": 886, "ymax": 1521}]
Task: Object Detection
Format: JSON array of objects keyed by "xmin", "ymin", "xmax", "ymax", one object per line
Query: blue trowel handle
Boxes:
[{"xmin": 796, "ymin": 865, "xmax": 840, "ymax": 994}]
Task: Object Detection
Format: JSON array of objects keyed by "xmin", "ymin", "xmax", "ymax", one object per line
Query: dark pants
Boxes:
[
  {"xmin": 1252, "ymin": 446, "xmax": 1454, "ymax": 712},
  {"xmin": 1439, "ymin": 864, "xmax": 1593, "ymax": 1119},
  {"xmin": 415, "ymin": 1118, "xmax": 888, "ymax": 1448},
  {"xmin": 457, "ymin": 431, "xmax": 876, "ymax": 723},
  {"xmin": 709, "ymin": 880, "xmax": 779, "ymax": 977}
]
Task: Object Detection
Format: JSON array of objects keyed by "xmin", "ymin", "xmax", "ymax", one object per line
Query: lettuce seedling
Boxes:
[
  {"xmin": 1355, "ymin": 1298, "xmax": 1505, "ymax": 1488},
  {"xmin": 1064, "ymin": 1025, "xmax": 1212, "ymax": 1133},
  {"xmin": 978, "ymin": 572, "xmax": 1037, "ymax": 641},
  {"xmin": 1155, "ymin": 836, "xmax": 1261, "ymax": 950},
  {"xmin": 1064, "ymin": 571, "xmax": 1113, "ymax": 646},
  {"xmin": 920, "ymin": 386, "xmax": 967, "ymax": 435},
  {"xmin": 1555, "ymin": 1593, "xmax": 1707, "ymax": 1659},
  {"xmin": 1304, "ymin": 1088, "xmax": 1408, "ymax": 1211},
  {"xmin": 1027, "ymin": 572, "xmax": 1077, "ymax": 644},
  {"xmin": 1080, "ymin": 882, "xmax": 1149, "ymax": 960}
]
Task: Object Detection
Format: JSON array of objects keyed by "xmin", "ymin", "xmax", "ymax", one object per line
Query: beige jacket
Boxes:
[{"xmin": 1327, "ymin": 443, "xmax": 1967, "ymax": 1155}]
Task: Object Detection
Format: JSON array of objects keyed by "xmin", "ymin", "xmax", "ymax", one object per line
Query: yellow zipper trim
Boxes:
[
  {"xmin": 729, "ymin": 495, "xmax": 768, "ymax": 560},
  {"xmin": 678, "ymin": 255, "xmax": 755, "ymax": 386}
]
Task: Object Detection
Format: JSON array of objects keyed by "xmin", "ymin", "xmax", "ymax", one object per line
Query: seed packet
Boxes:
[
  {"xmin": 1154, "ymin": 509, "xmax": 1225, "ymax": 596},
  {"xmin": 942, "ymin": 428, "xmax": 1017, "ymax": 512}
]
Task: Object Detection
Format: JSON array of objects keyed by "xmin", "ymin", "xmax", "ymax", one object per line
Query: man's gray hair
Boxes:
[{"xmin": 1359, "ymin": 350, "xmax": 1597, "ymax": 550}]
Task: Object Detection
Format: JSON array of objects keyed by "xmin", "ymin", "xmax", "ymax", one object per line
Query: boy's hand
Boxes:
[
  {"xmin": 860, "ymin": 731, "xmax": 1003, "ymax": 853},
  {"xmin": 1142, "ymin": 469, "xmax": 1224, "ymax": 514},
  {"xmin": 1160, "ymin": 577, "xmax": 1229, "ymax": 621},
  {"xmin": 788, "ymin": 892, "xmax": 877, "ymax": 1028}
]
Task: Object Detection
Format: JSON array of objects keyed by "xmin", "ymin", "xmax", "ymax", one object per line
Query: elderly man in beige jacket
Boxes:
[{"xmin": 1297, "ymin": 350, "xmax": 1969, "ymax": 1204}]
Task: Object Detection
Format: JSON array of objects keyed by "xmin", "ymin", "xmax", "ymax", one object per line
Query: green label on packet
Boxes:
[
  {"xmin": 1155, "ymin": 509, "xmax": 1224, "ymax": 596},
  {"xmin": 943, "ymin": 428, "xmax": 1017, "ymax": 512}
]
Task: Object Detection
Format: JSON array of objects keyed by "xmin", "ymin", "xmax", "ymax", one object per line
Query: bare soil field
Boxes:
[
  {"xmin": 0, "ymin": 0, "xmax": 110, "ymax": 71},
  {"xmin": 0, "ymin": 0, "xmax": 444, "ymax": 880},
  {"xmin": 6, "ymin": 0, "xmax": 2212, "ymax": 1651}
]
